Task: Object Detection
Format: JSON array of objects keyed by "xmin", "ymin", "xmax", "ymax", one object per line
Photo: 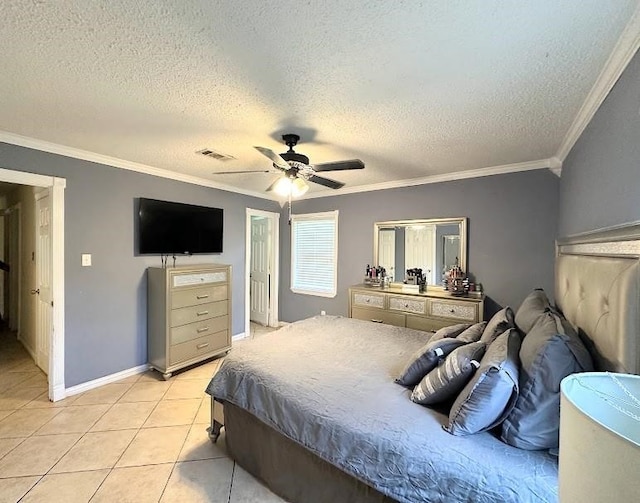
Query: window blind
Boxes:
[{"xmin": 290, "ymin": 211, "xmax": 338, "ymax": 297}]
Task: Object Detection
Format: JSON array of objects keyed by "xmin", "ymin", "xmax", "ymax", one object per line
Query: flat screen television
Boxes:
[{"xmin": 138, "ymin": 198, "xmax": 223, "ymax": 254}]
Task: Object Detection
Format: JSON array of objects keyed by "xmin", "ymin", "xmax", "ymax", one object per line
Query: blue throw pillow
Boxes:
[
  {"xmin": 501, "ymin": 311, "xmax": 593, "ymax": 450},
  {"xmin": 515, "ymin": 289, "xmax": 552, "ymax": 334},
  {"xmin": 480, "ymin": 307, "xmax": 515, "ymax": 345},
  {"xmin": 396, "ymin": 337, "xmax": 468, "ymax": 387},
  {"xmin": 411, "ymin": 341, "xmax": 486, "ymax": 405},
  {"xmin": 430, "ymin": 323, "xmax": 472, "ymax": 342},
  {"xmin": 456, "ymin": 321, "xmax": 487, "ymax": 343},
  {"xmin": 446, "ymin": 328, "xmax": 521, "ymax": 436}
]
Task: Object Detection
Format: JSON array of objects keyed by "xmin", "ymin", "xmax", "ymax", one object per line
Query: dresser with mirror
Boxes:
[{"xmin": 349, "ymin": 217, "xmax": 484, "ymax": 332}]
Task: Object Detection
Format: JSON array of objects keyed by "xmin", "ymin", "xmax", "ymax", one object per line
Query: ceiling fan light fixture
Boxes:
[
  {"xmin": 273, "ymin": 176, "xmax": 309, "ymax": 198},
  {"xmin": 291, "ymin": 177, "xmax": 309, "ymax": 197}
]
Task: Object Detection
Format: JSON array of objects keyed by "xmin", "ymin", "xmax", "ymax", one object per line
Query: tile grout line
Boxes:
[
  {"xmin": 228, "ymin": 461, "xmax": 236, "ymax": 503},
  {"xmin": 83, "ymin": 374, "xmax": 196, "ymax": 502},
  {"xmin": 15, "ymin": 379, "xmax": 141, "ymax": 499},
  {"xmin": 1, "ymin": 338, "xmax": 222, "ymax": 500},
  {"xmin": 15, "ymin": 474, "xmax": 45, "ymax": 503},
  {"xmin": 22, "ymin": 376, "xmax": 164, "ymax": 501}
]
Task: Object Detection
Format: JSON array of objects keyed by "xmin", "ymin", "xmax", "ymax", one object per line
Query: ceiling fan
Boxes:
[{"xmin": 215, "ymin": 133, "xmax": 364, "ymax": 196}]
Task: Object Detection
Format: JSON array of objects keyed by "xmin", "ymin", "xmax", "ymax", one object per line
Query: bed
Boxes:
[{"xmin": 206, "ymin": 224, "xmax": 640, "ymax": 503}]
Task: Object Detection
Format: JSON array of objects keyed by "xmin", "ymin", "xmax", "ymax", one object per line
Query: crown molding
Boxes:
[
  {"xmin": 548, "ymin": 156, "xmax": 563, "ymax": 177},
  {"xmin": 0, "ymin": 131, "xmax": 273, "ymax": 201},
  {"xmin": 0, "ymin": 132, "xmax": 558, "ymax": 201},
  {"xmin": 302, "ymin": 157, "xmax": 557, "ymax": 199},
  {"xmin": 555, "ymin": 4, "xmax": 640, "ymax": 161}
]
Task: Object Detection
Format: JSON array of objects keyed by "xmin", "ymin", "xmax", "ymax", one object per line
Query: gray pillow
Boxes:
[
  {"xmin": 501, "ymin": 311, "xmax": 593, "ymax": 450},
  {"xmin": 456, "ymin": 321, "xmax": 487, "ymax": 343},
  {"xmin": 515, "ymin": 289, "xmax": 551, "ymax": 334},
  {"xmin": 480, "ymin": 307, "xmax": 515, "ymax": 344},
  {"xmin": 446, "ymin": 328, "xmax": 521, "ymax": 436},
  {"xmin": 411, "ymin": 342, "xmax": 486, "ymax": 405},
  {"xmin": 430, "ymin": 323, "xmax": 472, "ymax": 342},
  {"xmin": 396, "ymin": 337, "xmax": 468, "ymax": 386}
]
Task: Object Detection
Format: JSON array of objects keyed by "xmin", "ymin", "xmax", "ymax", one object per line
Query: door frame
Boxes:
[
  {"xmin": 0, "ymin": 167, "xmax": 65, "ymax": 401},
  {"xmin": 245, "ymin": 208, "xmax": 279, "ymax": 336}
]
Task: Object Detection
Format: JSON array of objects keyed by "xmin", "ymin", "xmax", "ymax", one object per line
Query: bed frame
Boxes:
[{"xmin": 209, "ymin": 222, "xmax": 640, "ymax": 503}]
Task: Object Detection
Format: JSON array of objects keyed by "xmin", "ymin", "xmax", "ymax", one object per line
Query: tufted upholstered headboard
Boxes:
[{"xmin": 555, "ymin": 223, "xmax": 640, "ymax": 374}]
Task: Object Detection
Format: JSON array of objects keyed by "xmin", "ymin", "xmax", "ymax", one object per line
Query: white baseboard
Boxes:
[
  {"xmin": 232, "ymin": 332, "xmax": 248, "ymax": 342},
  {"xmin": 65, "ymin": 363, "xmax": 150, "ymax": 397},
  {"xmin": 50, "ymin": 383, "xmax": 66, "ymax": 402}
]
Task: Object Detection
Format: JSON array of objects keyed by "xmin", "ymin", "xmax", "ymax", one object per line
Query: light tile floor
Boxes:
[{"xmin": 0, "ymin": 323, "xmax": 283, "ymax": 502}]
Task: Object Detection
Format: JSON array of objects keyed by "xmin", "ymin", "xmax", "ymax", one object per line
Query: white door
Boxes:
[
  {"xmin": 405, "ymin": 225, "xmax": 436, "ymax": 284},
  {"xmin": 34, "ymin": 190, "xmax": 52, "ymax": 375},
  {"xmin": 250, "ymin": 216, "xmax": 269, "ymax": 326},
  {"xmin": 378, "ymin": 229, "xmax": 396, "ymax": 280}
]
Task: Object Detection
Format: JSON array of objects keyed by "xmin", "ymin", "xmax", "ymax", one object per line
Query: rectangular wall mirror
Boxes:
[{"xmin": 374, "ymin": 217, "xmax": 467, "ymax": 287}]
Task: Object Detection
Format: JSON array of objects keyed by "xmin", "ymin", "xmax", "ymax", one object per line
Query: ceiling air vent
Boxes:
[{"xmin": 195, "ymin": 148, "xmax": 235, "ymax": 162}]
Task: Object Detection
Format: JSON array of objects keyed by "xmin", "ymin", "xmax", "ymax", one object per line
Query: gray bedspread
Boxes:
[{"xmin": 206, "ymin": 316, "xmax": 558, "ymax": 503}]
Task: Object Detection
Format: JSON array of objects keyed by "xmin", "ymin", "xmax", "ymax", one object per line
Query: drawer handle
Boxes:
[
  {"xmin": 197, "ymin": 327, "xmax": 210, "ymax": 333},
  {"xmin": 196, "ymin": 294, "xmax": 210, "ymax": 300},
  {"xmin": 404, "ymin": 303, "xmax": 409, "ymax": 308},
  {"xmin": 450, "ymin": 309, "xmax": 456, "ymax": 313},
  {"xmin": 370, "ymin": 319, "xmax": 383, "ymax": 323},
  {"xmin": 365, "ymin": 299, "xmax": 370, "ymax": 303},
  {"xmin": 196, "ymin": 311, "xmax": 209, "ymax": 316},
  {"xmin": 196, "ymin": 342, "xmax": 210, "ymax": 350}
]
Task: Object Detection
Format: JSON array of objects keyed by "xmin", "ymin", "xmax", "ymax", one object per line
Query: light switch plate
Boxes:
[{"xmin": 81, "ymin": 254, "xmax": 92, "ymax": 267}]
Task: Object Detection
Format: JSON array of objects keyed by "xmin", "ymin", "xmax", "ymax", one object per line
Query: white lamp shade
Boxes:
[
  {"xmin": 291, "ymin": 177, "xmax": 309, "ymax": 197},
  {"xmin": 272, "ymin": 176, "xmax": 309, "ymax": 198},
  {"xmin": 559, "ymin": 372, "xmax": 640, "ymax": 503}
]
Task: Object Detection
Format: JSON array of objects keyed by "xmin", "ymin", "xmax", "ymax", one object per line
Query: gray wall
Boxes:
[
  {"xmin": 559, "ymin": 50, "xmax": 640, "ymax": 236},
  {"xmin": 0, "ymin": 142, "xmax": 278, "ymax": 386},
  {"xmin": 279, "ymin": 169, "xmax": 559, "ymax": 322}
]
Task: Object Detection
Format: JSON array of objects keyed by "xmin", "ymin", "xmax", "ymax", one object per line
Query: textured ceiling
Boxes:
[{"xmin": 1, "ymin": 1, "xmax": 638, "ymax": 198}]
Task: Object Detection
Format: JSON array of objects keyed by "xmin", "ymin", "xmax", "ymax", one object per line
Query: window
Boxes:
[{"xmin": 290, "ymin": 210, "xmax": 338, "ymax": 297}]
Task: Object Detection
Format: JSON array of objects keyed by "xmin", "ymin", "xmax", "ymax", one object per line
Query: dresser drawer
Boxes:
[
  {"xmin": 351, "ymin": 306, "xmax": 405, "ymax": 327},
  {"xmin": 388, "ymin": 295, "xmax": 427, "ymax": 315},
  {"xmin": 172, "ymin": 270, "xmax": 227, "ymax": 287},
  {"xmin": 429, "ymin": 299, "xmax": 478, "ymax": 322},
  {"xmin": 171, "ymin": 285, "xmax": 227, "ymax": 309},
  {"xmin": 406, "ymin": 314, "xmax": 451, "ymax": 332},
  {"xmin": 170, "ymin": 301, "xmax": 227, "ymax": 328},
  {"xmin": 169, "ymin": 330, "xmax": 229, "ymax": 365},
  {"xmin": 352, "ymin": 291, "xmax": 385, "ymax": 309},
  {"xmin": 170, "ymin": 315, "xmax": 229, "ymax": 345}
]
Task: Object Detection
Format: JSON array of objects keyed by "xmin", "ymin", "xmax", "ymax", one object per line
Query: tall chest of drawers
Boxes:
[
  {"xmin": 349, "ymin": 284, "xmax": 484, "ymax": 332},
  {"xmin": 147, "ymin": 264, "xmax": 232, "ymax": 379}
]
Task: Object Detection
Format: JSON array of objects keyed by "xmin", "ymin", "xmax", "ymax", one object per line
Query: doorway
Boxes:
[
  {"xmin": 5, "ymin": 203, "xmax": 21, "ymax": 334},
  {"xmin": 0, "ymin": 167, "xmax": 65, "ymax": 401},
  {"xmin": 245, "ymin": 208, "xmax": 279, "ymax": 337}
]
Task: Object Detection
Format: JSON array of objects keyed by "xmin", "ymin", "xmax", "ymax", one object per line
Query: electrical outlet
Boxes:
[
  {"xmin": 320, "ymin": 310, "xmax": 326, "ymax": 316},
  {"xmin": 81, "ymin": 254, "xmax": 92, "ymax": 267}
]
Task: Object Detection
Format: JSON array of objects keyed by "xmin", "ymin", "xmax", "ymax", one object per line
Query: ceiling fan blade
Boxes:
[
  {"xmin": 265, "ymin": 178, "xmax": 281, "ymax": 192},
  {"xmin": 309, "ymin": 175, "xmax": 345, "ymax": 190},
  {"xmin": 213, "ymin": 170, "xmax": 274, "ymax": 174},
  {"xmin": 254, "ymin": 146, "xmax": 290, "ymax": 170},
  {"xmin": 311, "ymin": 159, "xmax": 364, "ymax": 172}
]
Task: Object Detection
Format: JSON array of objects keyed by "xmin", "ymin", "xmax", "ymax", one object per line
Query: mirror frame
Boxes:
[{"xmin": 373, "ymin": 217, "xmax": 468, "ymax": 286}]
